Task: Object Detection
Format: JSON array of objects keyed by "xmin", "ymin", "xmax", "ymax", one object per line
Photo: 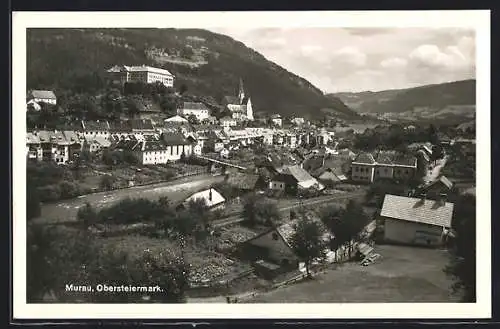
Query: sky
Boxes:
[{"xmin": 208, "ymin": 27, "xmax": 476, "ymax": 94}]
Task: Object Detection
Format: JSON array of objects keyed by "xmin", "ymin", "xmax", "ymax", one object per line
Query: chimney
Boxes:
[{"xmin": 208, "ymin": 188, "xmax": 213, "ymax": 202}]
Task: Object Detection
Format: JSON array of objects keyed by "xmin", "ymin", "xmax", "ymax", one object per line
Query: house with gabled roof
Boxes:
[
  {"xmin": 178, "ymin": 101, "xmax": 211, "ymax": 122},
  {"xmin": 81, "ymin": 120, "xmax": 111, "ymax": 140},
  {"xmin": 238, "ymin": 218, "xmax": 333, "ymax": 277},
  {"xmin": 27, "ymin": 90, "xmax": 57, "ymax": 105},
  {"xmin": 379, "ymin": 194, "xmax": 454, "ymax": 247},
  {"xmin": 351, "ymin": 151, "xmax": 417, "ymax": 183}
]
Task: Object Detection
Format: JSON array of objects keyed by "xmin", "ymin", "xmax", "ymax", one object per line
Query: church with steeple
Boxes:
[{"xmin": 222, "ymin": 78, "xmax": 254, "ymax": 122}]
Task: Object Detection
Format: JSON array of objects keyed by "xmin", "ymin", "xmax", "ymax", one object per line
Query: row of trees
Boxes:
[
  {"xmin": 77, "ymin": 196, "xmax": 214, "ymax": 240},
  {"xmin": 353, "ymin": 124, "xmax": 442, "ymax": 152},
  {"xmin": 27, "ymin": 223, "xmax": 189, "ymax": 303}
]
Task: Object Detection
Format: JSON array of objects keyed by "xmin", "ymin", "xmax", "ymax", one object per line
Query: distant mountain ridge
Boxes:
[
  {"xmin": 330, "ymin": 79, "xmax": 475, "ymax": 115},
  {"xmin": 27, "ymin": 28, "xmax": 357, "ymax": 119}
]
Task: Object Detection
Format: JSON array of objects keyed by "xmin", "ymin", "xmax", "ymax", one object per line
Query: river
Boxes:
[{"xmin": 34, "ymin": 174, "xmax": 225, "ymax": 224}]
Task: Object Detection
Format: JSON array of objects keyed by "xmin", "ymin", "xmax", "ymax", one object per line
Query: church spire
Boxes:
[{"xmin": 238, "ymin": 78, "xmax": 245, "ymax": 103}]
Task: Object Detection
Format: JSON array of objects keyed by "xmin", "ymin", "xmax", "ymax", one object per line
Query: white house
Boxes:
[
  {"xmin": 271, "ymin": 114, "xmax": 283, "ymax": 127},
  {"xmin": 28, "ymin": 90, "xmax": 57, "ymax": 105},
  {"xmin": 380, "ymin": 194, "xmax": 454, "ymax": 247},
  {"xmin": 81, "ymin": 120, "xmax": 111, "ymax": 141},
  {"xmin": 178, "ymin": 102, "xmax": 211, "ymax": 122},
  {"xmin": 184, "ymin": 187, "xmax": 225, "ymax": 210},
  {"xmin": 26, "ymin": 99, "xmax": 42, "ymax": 111},
  {"xmin": 106, "ymin": 65, "xmax": 175, "ymax": 88}
]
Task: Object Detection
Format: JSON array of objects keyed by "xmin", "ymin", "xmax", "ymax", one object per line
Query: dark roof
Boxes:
[
  {"xmin": 183, "ymin": 102, "xmax": 210, "ymax": 111},
  {"xmin": 226, "ymin": 173, "xmax": 260, "ymax": 190},
  {"xmin": 162, "ymin": 132, "xmax": 190, "ymax": 146},
  {"xmin": 129, "ymin": 119, "xmax": 154, "ymax": 131},
  {"xmin": 375, "ymin": 151, "xmax": 394, "ymax": 165},
  {"xmin": 282, "ymin": 165, "xmax": 316, "ymax": 183},
  {"xmin": 109, "ymin": 121, "xmax": 132, "ymax": 133},
  {"xmin": 114, "ymin": 139, "xmax": 138, "ymax": 150},
  {"xmin": 140, "ymin": 140, "xmax": 168, "ymax": 152},
  {"xmin": 392, "ymin": 154, "xmax": 417, "ymax": 167},
  {"xmin": 352, "ymin": 152, "xmax": 376, "ymax": 165},
  {"xmin": 82, "ymin": 120, "xmax": 110, "ymax": 131}
]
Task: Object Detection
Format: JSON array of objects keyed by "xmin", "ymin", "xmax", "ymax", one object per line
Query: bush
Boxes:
[
  {"xmin": 59, "ymin": 181, "xmax": 81, "ymax": 199},
  {"xmin": 99, "ymin": 175, "xmax": 117, "ymax": 191},
  {"xmin": 37, "ymin": 184, "xmax": 62, "ymax": 202}
]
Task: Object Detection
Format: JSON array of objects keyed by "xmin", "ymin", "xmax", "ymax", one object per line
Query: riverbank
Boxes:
[{"xmin": 34, "ymin": 174, "xmax": 226, "ymax": 223}]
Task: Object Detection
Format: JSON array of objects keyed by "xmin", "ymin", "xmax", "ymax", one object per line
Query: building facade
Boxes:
[
  {"xmin": 178, "ymin": 102, "xmax": 211, "ymax": 122},
  {"xmin": 106, "ymin": 65, "xmax": 175, "ymax": 87}
]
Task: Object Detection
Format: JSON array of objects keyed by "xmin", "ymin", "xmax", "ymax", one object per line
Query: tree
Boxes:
[
  {"xmin": 27, "ymin": 224, "xmax": 97, "ymax": 302},
  {"xmin": 77, "ymin": 202, "xmax": 98, "ymax": 228},
  {"xmin": 187, "ymin": 114, "xmax": 200, "ymax": 125},
  {"xmin": 179, "ymin": 84, "xmax": 188, "ymax": 95},
  {"xmin": 445, "ymin": 193, "xmax": 476, "ymax": 302},
  {"xmin": 26, "ymin": 181, "xmax": 41, "ymax": 221},
  {"xmin": 242, "ymin": 194, "xmax": 280, "ymax": 227},
  {"xmin": 99, "ymin": 175, "xmax": 117, "ymax": 191},
  {"xmin": 290, "ymin": 218, "xmax": 327, "ymax": 278},
  {"xmin": 342, "ymin": 200, "xmax": 370, "ymax": 252}
]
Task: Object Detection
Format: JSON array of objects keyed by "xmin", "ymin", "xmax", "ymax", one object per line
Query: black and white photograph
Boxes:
[{"xmin": 12, "ymin": 10, "xmax": 491, "ymax": 319}]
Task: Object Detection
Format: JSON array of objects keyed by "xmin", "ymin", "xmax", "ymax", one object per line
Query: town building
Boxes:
[
  {"xmin": 27, "ymin": 90, "xmax": 57, "ymax": 105},
  {"xmin": 83, "ymin": 136, "xmax": 111, "ymax": 153},
  {"xmin": 26, "ymin": 99, "xmax": 41, "ymax": 111},
  {"xmin": 161, "ymin": 132, "xmax": 193, "ymax": 161},
  {"xmin": 379, "ymin": 194, "xmax": 454, "ymax": 247},
  {"xmin": 350, "ymin": 152, "xmax": 418, "ymax": 183},
  {"xmin": 222, "ymin": 79, "xmax": 254, "ymax": 122},
  {"xmin": 35, "ymin": 130, "xmax": 70, "ymax": 164},
  {"xmin": 291, "ymin": 117, "xmax": 305, "ymax": 126},
  {"xmin": 81, "ymin": 120, "xmax": 111, "ymax": 141},
  {"xmin": 225, "ymin": 172, "xmax": 264, "ymax": 191},
  {"xmin": 271, "ymin": 114, "xmax": 283, "ymax": 127},
  {"xmin": 270, "ymin": 165, "xmax": 324, "ymax": 195},
  {"xmin": 26, "ymin": 132, "xmax": 43, "ymax": 161},
  {"xmin": 106, "ymin": 65, "xmax": 175, "ymax": 87},
  {"xmin": 239, "ymin": 219, "xmax": 333, "ymax": 277},
  {"xmin": 178, "ymin": 102, "xmax": 211, "ymax": 122},
  {"xmin": 220, "ymin": 116, "xmax": 238, "ymax": 128}
]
